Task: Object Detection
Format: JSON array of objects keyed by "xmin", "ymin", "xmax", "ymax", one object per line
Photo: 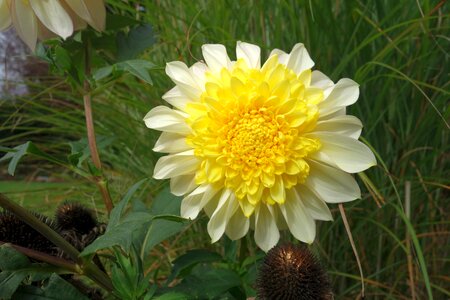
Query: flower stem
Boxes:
[
  {"xmin": 0, "ymin": 193, "xmax": 113, "ymax": 292},
  {"xmin": 0, "ymin": 241, "xmax": 77, "ymax": 272},
  {"xmin": 83, "ymin": 38, "xmax": 113, "ymax": 214}
]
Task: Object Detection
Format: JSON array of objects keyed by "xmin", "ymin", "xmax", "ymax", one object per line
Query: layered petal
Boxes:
[
  {"xmin": 315, "ymin": 115, "xmax": 362, "ymax": 139},
  {"xmin": 319, "ymin": 78, "xmax": 359, "ymax": 117},
  {"xmin": 153, "ymin": 150, "xmax": 198, "ymax": 179},
  {"xmin": 225, "ymin": 209, "xmax": 250, "ymax": 240},
  {"xmin": 153, "ymin": 131, "xmax": 190, "ymax": 153},
  {"xmin": 11, "ymin": 0, "xmax": 38, "ymax": 50},
  {"xmin": 305, "ymin": 160, "xmax": 361, "ymax": 203},
  {"xmin": 165, "ymin": 61, "xmax": 203, "ymax": 99},
  {"xmin": 308, "ymin": 132, "xmax": 376, "ymax": 173},
  {"xmin": 181, "ymin": 185, "xmax": 218, "ymax": 219},
  {"xmin": 236, "ymin": 41, "xmax": 261, "ymax": 69},
  {"xmin": 64, "ymin": 0, "xmax": 105, "ymax": 32},
  {"xmin": 143, "ymin": 106, "xmax": 191, "ymax": 134},
  {"xmin": 207, "ymin": 189, "xmax": 238, "ymax": 243},
  {"xmin": 0, "ymin": 0, "xmax": 11, "ymax": 30},
  {"xmin": 254, "ymin": 204, "xmax": 279, "ymax": 252},
  {"xmin": 279, "ymin": 188, "xmax": 316, "ymax": 243},
  {"xmin": 30, "ymin": 0, "xmax": 73, "ymax": 39},
  {"xmin": 201, "ymin": 44, "xmax": 231, "ymax": 73},
  {"xmin": 297, "ymin": 185, "xmax": 333, "ymax": 221}
]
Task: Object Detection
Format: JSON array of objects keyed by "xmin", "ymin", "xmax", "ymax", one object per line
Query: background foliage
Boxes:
[{"xmin": 0, "ymin": 0, "xmax": 449, "ymax": 299}]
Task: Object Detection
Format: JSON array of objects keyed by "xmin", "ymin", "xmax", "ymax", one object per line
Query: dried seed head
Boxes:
[
  {"xmin": 55, "ymin": 202, "xmax": 98, "ymax": 234},
  {"xmin": 0, "ymin": 210, "xmax": 58, "ymax": 255},
  {"xmin": 256, "ymin": 244, "xmax": 333, "ymax": 300}
]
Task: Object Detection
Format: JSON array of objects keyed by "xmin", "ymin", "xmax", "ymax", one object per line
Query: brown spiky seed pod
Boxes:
[
  {"xmin": 0, "ymin": 211, "xmax": 58, "ymax": 255},
  {"xmin": 256, "ymin": 244, "xmax": 333, "ymax": 300},
  {"xmin": 55, "ymin": 202, "xmax": 98, "ymax": 234}
]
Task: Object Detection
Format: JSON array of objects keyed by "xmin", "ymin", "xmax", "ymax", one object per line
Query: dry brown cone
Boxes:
[{"xmin": 256, "ymin": 243, "xmax": 333, "ymax": 300}]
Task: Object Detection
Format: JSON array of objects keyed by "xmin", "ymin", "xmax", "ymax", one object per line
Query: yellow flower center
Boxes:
[{"xmin": 186, "ymin": 55, "xmax": 323, "ymax": 217}]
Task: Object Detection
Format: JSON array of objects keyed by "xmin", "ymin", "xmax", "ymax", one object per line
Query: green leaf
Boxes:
[
  {"xmin": 67, "ymin": 136, "xmax": 115, "ymax": 168},
  {"xmin": 117, "ymin": 24, "xmax": 155, "ymax": 60},
  {"xmin": 0, "ymin": 271, "xmax": 28, "ymax": 299},
  {"xmin": 106, "ymin": 14, "xmax": 140, "ymax": 30},
  {"xmin": 140, "ymin": 188, "xmax": 187, "ymax": 256},
  {"xmin": 53, "ymin": 46, "xmax": 72, "ymax": 72},
  {"xmin": 108, "ymin": 178, "xmax": 150, "ymax": 229},
  {"xmin": 173, "ymin": 266, "xmax": 242, "ymax": 299},
  {"xmin": 38, "ymin": 274, "xmax": 89, "ymax": 300},
  {"xmin": 167, "ymin": 250, "xmax": 222, "ymax": 284},
  {"xmin": 0, "ymin": 142, "xmax": 67, "ymax": 176},
  {"xmin": 116, "ymin": 60, "xmax": 154, "ymax": 84},
  {"xmin": 93, "ymin": 65, "xmax": 114, "ymax": 81},
  {"xmin": 153, "ymin": 292, "xmax": 189, "ymax": 300},
  {"xmin": 0, "ymin": 245, "xmax": 30, "ymax": 270}
]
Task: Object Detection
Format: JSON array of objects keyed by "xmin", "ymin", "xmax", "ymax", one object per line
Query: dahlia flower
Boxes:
[
  {"xmin": 144, "ymin": 42, "xmax": 376, "ymax": 251},
  {"xmin": 0, "ymin": 0, "xmax": 105, "ymax": 50}
]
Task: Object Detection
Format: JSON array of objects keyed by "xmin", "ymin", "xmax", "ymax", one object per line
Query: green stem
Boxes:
[
  {"xmin": 0, "ymin": 193, "xmax": 114, "ymax": 292},
  {"xmin": 0, "ymin": 241, "xmax": 77, "ymax": 272},
  {"xmin": 83, "ymin": 37, "xmax": 114, "ymax": 215}
]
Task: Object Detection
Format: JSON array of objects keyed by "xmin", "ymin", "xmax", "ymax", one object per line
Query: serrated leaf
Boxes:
[{"xmin": 117, "ymin": 24, "xmax": 155, "ymax": 60}]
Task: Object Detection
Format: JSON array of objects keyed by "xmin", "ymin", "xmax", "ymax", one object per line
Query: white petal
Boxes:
[
  {"xmin": 162, "ymin": 86, "xmax": 191, "ymax": 111},
  {"xmin": 190, "ymin": 61, "xmax": 208, "ymax": 88},
  {"xmin": 0, "ymin": 0, "xmax": 11, "ymax": 30},
  {"xmin": 143, "ymin": 106, "xmax": 191, "ymax": 134},
  {"xmin": 64, "ymin": 0, "xmax": 105, "ymax": 31},
  {"xmin": 170, "ymin": 174, "xmax": 197, "ymax": 196},
  {"xmin": 306, "ymin": 160, "xmax": 361, "ymax": 203},
  {"xmin": 269, "ymin": 48, "xmax": 288, "ymax": 65},
  {"xmin": 153, "ymin": 150, "xmax": 198, "ymax": 179},
  {"xmin": 297, "ymin": 185, "xmax": 333, "ymax": 221},
  {"xmin": 30, "ymin": 0, "xmax": 73, "ymax": 39},
  {"xmin": 311, "ymin": 70, "xmax": 334, "ymax": 97},
  {"xmin": 315, "ymin": 115, "xmax": 362, "ymax": 139},
  {"xmin": 166, "ymin": 61, "xmax": 202, "ymax": 99},
  {"xmin": 309, "ymin": 133, "xmax": 376, "ymax": 173},
  {"xmin": 201, "ymin": 44, "xmax": 231, "ymax": 73},
  {"xmin": 11, "ymin": 0, "xmax": 38, "ymax": 50},
  {"xmin": 236, "ymin": 41, "xmax": 261, "ymax": 69},
  {"xmin": 207, "ymin": 189, "xmax": 238, "ymax": 243},
  {"xmin": 153, "ymin": 131, "xmax": 190, "ymax": 153},
  {"xmin": 319, "ymin": 78, "xmax": 359, "ymax": 117},
  {"xmin": 181, "ymin": 185, "xmax": 218, "ymax": 219},
  {"xmin": 286, "ymin": 43, "xmax": 315, "ymax": 74},
  {"xmin": 279, "ymin": 189, "xmax": 316, "ymax": 243},
  {"xmin": 225, "ymin": 208, "xmax": 250, "ymax": 240},
  {"xmin": 254, "ymin": 204, "xmax": 279, "ymax": 252}
]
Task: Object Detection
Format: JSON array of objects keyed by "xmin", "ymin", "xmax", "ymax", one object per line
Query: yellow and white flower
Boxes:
[
  {"xmin": 144, "ymin": 42, "xmax": 376, "ymax": 251},
  {"xmin": 0, "ymin": 0, "xmax": 105, "ymax": 51}
]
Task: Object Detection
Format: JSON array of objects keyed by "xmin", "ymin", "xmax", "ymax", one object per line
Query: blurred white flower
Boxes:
[{"xmin": 0, "ymin": 0, "xmax": 106, "ymax": 51}]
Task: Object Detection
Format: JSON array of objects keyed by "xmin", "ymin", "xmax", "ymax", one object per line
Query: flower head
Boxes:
[
  {"xmin": 144, "ymin": 42, "xmax": 376, "ymax": 251},
  {"xmin": 0, "ymin": 0, "xmax": 106, "ymax": 50},
  {"xmin": 256, "ymin": 243, "xmax": 332, "ymax": 300}
]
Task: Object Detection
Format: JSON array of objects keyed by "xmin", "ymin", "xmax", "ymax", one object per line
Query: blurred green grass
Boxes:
[{"xmin": 1, "ymin": 0, "xmax": 449, "ymax": 298}]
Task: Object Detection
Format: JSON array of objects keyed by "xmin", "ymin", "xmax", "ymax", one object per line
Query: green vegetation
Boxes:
[{"xmin": 0, "ymin": 0, "xmax": 448, "ymax": 299}]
